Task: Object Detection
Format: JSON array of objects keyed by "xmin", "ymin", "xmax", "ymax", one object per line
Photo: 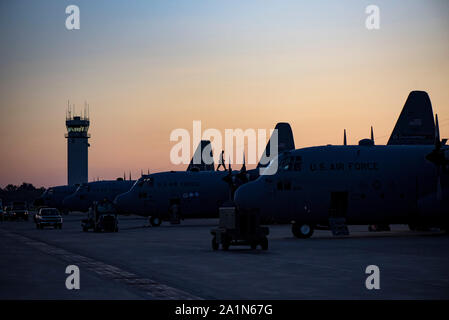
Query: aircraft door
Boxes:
[{"xmin": 329, "ymin": 191, "xmax": 349, "ymax": 219}]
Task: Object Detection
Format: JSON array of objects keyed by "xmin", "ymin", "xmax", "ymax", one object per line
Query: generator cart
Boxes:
[
  {"xmin": 82, "ymin": 200, "xmax": 118, "ymax": 232},
  {"xmin": 211, "ymin": 202, "xmax": 269, "ymax": 251}
]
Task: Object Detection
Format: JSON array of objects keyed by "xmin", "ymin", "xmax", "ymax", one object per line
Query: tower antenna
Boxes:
[{"xmin": 343, "ymin": 129, "xmax": 347, "ymax": 146}]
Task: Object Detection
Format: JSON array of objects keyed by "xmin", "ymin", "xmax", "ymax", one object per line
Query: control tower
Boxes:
[{"xmin": 65, "ymin": 104, "xmax": 90, "ymax": 185}]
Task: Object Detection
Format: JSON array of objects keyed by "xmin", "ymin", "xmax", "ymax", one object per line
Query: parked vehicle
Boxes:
[
  {"xmin": 211, "ymin": 202, "xmax": 269, "ymax": 251},
  {"xmin": 11, "ymin": 201, "xmax": 29, "ymax": 221},
  {"xmin": 3, "ymin": 206, "xmax": 15, "ymax": 221},
  {"xmin": 82, "ymin": 200, "xmax": 118, "ymax": 232},
  {"xmin": 35, "ymin": 207, "xmax": 63, "ymax": 229}
]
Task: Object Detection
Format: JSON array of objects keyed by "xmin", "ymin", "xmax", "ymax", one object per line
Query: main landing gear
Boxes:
[
  {"xmin": 291, "ymin": 222, "xmax": 314, "ymax": 239},
  {"xmin": 149, "ymin": 216, "xmax": 162, "ymax": 227}
]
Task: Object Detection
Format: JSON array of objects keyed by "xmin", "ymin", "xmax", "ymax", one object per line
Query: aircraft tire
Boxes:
[
  {"xmin": 150, "ymin": 216, "xmax": 162, "ymax": 227},
  {"xmin": 260, "ymin": 237, "xmax": 268, "ymax": 250},
  {"xmin": 211, "ymin": 237, "xmax": 219, "ymax": 251},
  {"xmin": 222, "ymin": 237, "xmax": 230, "ymax": 251},
  {"xmin": 292, "ymin": 223, "xmax": 314, "ymax": 239}
]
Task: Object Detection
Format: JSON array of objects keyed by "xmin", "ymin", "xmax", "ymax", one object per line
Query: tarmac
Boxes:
[{"xmin": 1, "ymin": 213, "xmax": 448, "ymax": 299}]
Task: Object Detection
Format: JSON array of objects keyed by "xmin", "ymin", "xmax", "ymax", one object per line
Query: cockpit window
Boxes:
[
  {"xmin": 144, "ymin": 177, "xmax": 154, "ymax": 187},
  {"xmin": 76, "ymin": 184, "xmax": 89, "ymax": 193},
  {"xmin": 279, "ymin": 155, "xmax": 302, "ymax": 171},
  {"xmin": 136, "ymin": 177, "xmax": 154, "ymax": 187}
]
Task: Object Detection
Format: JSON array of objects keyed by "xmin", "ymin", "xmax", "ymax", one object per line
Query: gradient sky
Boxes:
[{"xmin": 1, "ymin": 0, "xmax": 448, "ymax": 188}]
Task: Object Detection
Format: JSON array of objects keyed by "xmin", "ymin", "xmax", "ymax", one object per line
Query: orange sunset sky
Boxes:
[{"xmin": 1, "ymin": 0, "xmax": 448, "ymax": 188}]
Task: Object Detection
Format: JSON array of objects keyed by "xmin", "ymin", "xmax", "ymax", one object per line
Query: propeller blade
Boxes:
[
  {"xmin": 435, "ymin": 114, "xmax": 441, "ymax": 150},
  {"xmin": 241, "ymin": 151, "xmax": 247, "ymax": 173},
  {"xmin": 436, "ymin": 165, "xmax": 442, "ymax": 201}
]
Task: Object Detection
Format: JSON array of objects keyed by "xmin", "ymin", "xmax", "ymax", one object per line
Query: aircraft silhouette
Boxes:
[
  {"xmin": 113, "ymin": 123, "xmax": 295, "ymax": 226},
  {"xmin": 234, "ymin": 91, "xmax": 448, "ymax": 238}
]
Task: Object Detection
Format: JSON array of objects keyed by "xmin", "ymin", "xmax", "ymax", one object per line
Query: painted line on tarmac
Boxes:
[{"xmin": 0, "ymin": 229, "xmax": 202, "ymax": 300}]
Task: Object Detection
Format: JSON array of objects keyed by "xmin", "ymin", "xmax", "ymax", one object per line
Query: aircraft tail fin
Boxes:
[
  {"xmin": 387, "ymin": 91, "xmax": 435, "ymax": 145},
  {"xmin": 257, "ymin": 122, "xmax": 295, "ymax": 168},
  {"xmin": 187, "ymin": 140, "xmax": 215, "ymax": 172}
]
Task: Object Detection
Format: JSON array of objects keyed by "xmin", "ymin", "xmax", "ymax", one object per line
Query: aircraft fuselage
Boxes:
[{"xmin": 235, "ymin": 145, "xmax": 448, "ymax": 227}]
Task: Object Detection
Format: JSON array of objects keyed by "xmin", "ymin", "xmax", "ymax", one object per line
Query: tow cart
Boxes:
[
  {"xmin": 82, "ymin": 200, "xmax": 118, "ymax": 232},
  {"xmin": 211, "ymin": 202, "xmax": 269, "ymax": 251}
]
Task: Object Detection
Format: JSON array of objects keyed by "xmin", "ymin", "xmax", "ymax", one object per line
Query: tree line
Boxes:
[{"xmin": 0, "ymin": 183, "xmax": 46, "ymax": 205}]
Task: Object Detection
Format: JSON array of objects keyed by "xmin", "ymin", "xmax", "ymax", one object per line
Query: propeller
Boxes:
[
  {"xmin": 236, "ymin": 151, "xmax": 248, "ymax": 183},
  {"xmin": 425, "ymin": 114, "xmax": 448, "ymax": 200},
  {"xmin": 222, "ymin": 153, "xmax": 249, "ymax": 200}
]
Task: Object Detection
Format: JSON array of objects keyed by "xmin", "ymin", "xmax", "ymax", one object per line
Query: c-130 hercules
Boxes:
[
  {"xmin": 114, "ymin": 123, "xmax": 295, "ymax": 226},
  {"xmin": 235, "ymin": 91, "xmax": 448, "ymax": 238}
]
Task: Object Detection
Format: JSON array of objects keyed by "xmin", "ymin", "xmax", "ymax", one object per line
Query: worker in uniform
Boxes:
[{"xmin": 217, "ymin": 150, "xmax": 226, "ymax": 171}]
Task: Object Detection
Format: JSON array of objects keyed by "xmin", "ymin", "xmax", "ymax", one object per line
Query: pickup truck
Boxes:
[{"xmin": 35, "ymin": 207, "xmax": 63, "ymax": 229}]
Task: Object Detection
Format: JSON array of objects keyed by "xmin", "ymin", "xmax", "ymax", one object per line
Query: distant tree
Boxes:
[
  {"xmin": 5, "ymin": 184, "xmax": 17, "ymax": 192},
  {"xmin": 18, "ymin": 182, "xmax": 36, "ymax": 191}
]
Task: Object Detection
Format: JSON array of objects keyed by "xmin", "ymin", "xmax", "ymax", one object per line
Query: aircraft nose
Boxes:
[
  {"xmin": 234, "ymin": 183, "xmax": 258, "ymax": 212},
  {"xmin": 62, "ymin": 196, "xmax": 75, "ymax": 210},
  {"xmin": 113, "ymin": 193, "xmax": 129, "ymax": 213}
]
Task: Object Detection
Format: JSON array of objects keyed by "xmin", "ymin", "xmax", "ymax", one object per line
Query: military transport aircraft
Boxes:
[
  {"xmin": 62, "ymin": 178, "xmax": 136, "ymax": 212},
  {"xmin": 34, "ymin": 185, "xmax": 78, "ymax": 213},
  {"xmin": 62, "ymin": 140, "xmax": 216, "ymax": 213},
  {"xmin": 234, "ymin": 91, "xmax": 448, "ymax": 238},
  {"xmin": 113, "ymin": 122, "xmax": 296, "ymax": 226}
]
